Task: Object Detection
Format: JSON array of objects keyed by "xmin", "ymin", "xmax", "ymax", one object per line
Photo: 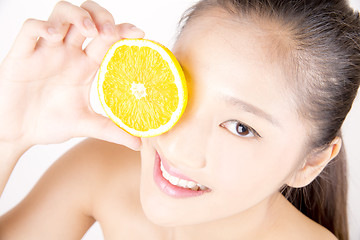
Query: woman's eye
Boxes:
[{"xmin": 219, "ymin": 120, "xmax": 261, "ymax": 138}]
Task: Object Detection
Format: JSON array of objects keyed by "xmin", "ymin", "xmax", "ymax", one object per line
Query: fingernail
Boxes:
[
  {"xmin": 102, "ymin": 22, "xmax": 115, "ymax": 35},
  {"xmin": 83, "ymin": 18, "xmax": 97, "ymax": 32},
  {"xmin": 130, "ymin": 25, "xmax": 144, "ymax": 33}
]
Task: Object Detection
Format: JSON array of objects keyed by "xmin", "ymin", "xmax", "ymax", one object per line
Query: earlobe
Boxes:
[{"xmin": 286, "ymin": 137, "xmax": 342, "ymax": 188}]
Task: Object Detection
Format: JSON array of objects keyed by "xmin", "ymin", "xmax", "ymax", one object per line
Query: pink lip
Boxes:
[
  {"xmin": 153, "ymin": 151, "xmax": 209, "ymax": 198},
  {"xmin": 159, "ymin": 152, "xmax": 197, "ymax": 182}
]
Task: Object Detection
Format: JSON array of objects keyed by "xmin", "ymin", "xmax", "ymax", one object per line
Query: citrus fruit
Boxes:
[{"xmin": 98, "ymin": 39, "xmax": 188, "ymax": 137}]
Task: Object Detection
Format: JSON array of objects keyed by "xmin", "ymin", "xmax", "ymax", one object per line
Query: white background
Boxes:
[{"xmin": 0, "ymin": 0, "xmax": 359, "ymax": 239}]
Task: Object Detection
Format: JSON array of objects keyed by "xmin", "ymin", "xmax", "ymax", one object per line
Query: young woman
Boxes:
[{"xmin": 0, "ymin": 0, "xmax": 359, "ymax": 239}]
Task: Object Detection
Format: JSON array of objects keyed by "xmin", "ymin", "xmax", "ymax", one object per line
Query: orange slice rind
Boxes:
[{"xmin": 98, "ymin": 39, "xmax": 188, "ymax": 137}]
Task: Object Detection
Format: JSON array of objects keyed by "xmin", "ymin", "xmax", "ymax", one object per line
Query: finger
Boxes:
[
  {"xmin": 80, "ymin": 0, "xmax": 115, "ymax": 36},
  {"xmin": 76, "ymin": 112, "xmax": 142, "ymax": 151},
  {"xmin": 114, "ymin": 23, "xmax": 146, "ymax": 41},
  {"xmin": 48, "ymin": 1, "xmax": 99, "ymax": 37},
  {"xmin": 38, "ymin": 1, "xmax": 98, "ymax": 48},
  {"xmin": 63, "ymin": 25, "xmax": 87, "ymax": 48},
  {"xmin": 8, "ymin": 19, "xmax": 62, "ymax": 57},
  {"xmin": 84, "ymin": 23, "xmax": 145, "ymax": 65},
  {"xmin": 65, "ymin": 0, "xmax": 115, "ymax": 48}
]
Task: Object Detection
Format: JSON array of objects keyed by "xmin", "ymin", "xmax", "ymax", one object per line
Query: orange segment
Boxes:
[{"xmin": 98, "ymin": 39, "xmax": 187, "ymax": 137}]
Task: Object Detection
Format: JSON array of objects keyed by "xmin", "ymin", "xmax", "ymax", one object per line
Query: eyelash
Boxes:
[{"xmin": 219, "ymin": 120, "xmax": 262, "ymax": 138}]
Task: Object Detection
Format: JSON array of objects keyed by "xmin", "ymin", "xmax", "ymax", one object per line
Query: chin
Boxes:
[
  {"xmin": 139, "ymin": 179, "xmax": 213, "ymax": 227},
  {"xmin": 139, "ymin": 189, "xmax": 185, "ymax": 227}
]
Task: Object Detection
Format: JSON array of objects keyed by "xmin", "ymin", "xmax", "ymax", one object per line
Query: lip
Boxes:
[
  {"xmin": 159, "ymin": 152, "xmax": 197, "ymax": 182},
  {"xmin": 153, "ymin": 151, "xmax": 210, "ymax": 198}
]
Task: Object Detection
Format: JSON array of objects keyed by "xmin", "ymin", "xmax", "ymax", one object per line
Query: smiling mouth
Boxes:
[
  {"xmin": 153, "ymin": 151, "xmax": 211, "ymax": 198},
  {"xmin": 160, "ymin": 161, "xmax": 209, "ymax": 191}
]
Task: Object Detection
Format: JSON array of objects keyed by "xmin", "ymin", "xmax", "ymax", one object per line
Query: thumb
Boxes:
[
  {"xmin": 76, "ymin": 112, "xmax": 141, "ymax": 151},
  {"xmin": 84, "ymin": 23, "xmax": 145, "ymax": 65}
]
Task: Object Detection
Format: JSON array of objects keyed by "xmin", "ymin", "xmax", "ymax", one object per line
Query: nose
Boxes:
[{"xmin": 156, "ymin": 109, "xmax": 209, "ymax": 169}]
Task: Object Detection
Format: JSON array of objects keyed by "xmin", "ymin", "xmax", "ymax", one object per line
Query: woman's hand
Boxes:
[{"xmin": 0, "ymin": 0, "xmax": 143, "ymax": 150}]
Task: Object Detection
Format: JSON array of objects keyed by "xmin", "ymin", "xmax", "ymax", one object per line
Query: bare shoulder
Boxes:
[
  {"xmin": 66, "ymin": 138, "xmax": 145, "ymax": 218},
  {"xmin": 0, "ymin": 138, "xmax": 141, "ymax": 239},
  {"xmin": 294, "ymin": 215, "xmax": 338, "ymax": 240},
  {"xmin": 272, "ymin": 194, "xmax": 338, "ymax": 240},
  {"xmin": 64, "ymin": 137, "xmax": 141, "ymax": 182},
  {"xmin": 61, "ymin": 138, "xmax": 142, "ymax": 211}
]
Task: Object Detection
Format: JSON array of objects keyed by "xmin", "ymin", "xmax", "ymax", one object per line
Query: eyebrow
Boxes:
[{"xmin": 222, "ymin": 94, "xmax": 281, "ymax": 128}]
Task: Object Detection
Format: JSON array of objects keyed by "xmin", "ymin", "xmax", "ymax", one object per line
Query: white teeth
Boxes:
[
  {"xmin": 160, "ymin": 161, "xmax": 208, "ymax": 191},
  {"xmin": 169, "ymin": 176, "xmax": 180, "ymax": 185},
  {"xmin": 162, "ymin": 170, "xmax": 171, "ymax": 181},
  {"xmin": 186, "ymin": 181, "xmax": 197, "ymax": 188},
  {"xmin": 160, "ymin": 162, "xmax": 165, "ymax": 172},
  {"xmin": 178, "ymin": 179, "xmax": 188, "ymax": 188}
]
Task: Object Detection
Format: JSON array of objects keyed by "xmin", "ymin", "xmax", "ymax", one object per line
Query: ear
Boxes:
[{"xmin": 286, "ymin": 137, "xmax": 342, "ymax": 188}]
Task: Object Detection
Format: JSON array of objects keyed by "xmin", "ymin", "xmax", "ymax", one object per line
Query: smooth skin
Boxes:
[{"xmin": 0, "ymin": 1, "xmax": 339, "ymax": 239}]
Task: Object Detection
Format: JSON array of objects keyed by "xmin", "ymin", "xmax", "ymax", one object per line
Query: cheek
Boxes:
[{"xmin": 210, "ymin": 136, "xmax": 302, "ymax": 203}]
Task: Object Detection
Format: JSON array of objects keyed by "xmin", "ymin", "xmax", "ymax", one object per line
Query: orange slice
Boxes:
[{"xmin": 98, "ymin": 39, "xmax": 188, "ymax": 137}]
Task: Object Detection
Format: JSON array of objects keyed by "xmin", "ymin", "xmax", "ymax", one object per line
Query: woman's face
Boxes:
[{"xmin": 140, "ymin": 12, "xmax": 308, "ymax": 226}]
